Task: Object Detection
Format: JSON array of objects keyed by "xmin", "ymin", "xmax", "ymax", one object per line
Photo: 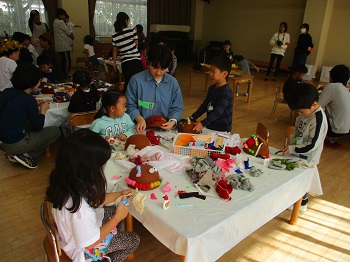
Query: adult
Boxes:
[
  {"xmin": 291, "ymin": 23, "xmax": 313, "ymax": 71},
  {"xmin": 0, "ymin": 40, "xmax": 20, "ymax": 91},
  {"xmin": 53, "ymin": 8, "xmax": 74, "ymax": 79},
  {"xmin": 28, "ymin": 9, "xmax": 50, "ymax": 55},
  {"xmin": 0, "ymin": 64, "xmax": 61, "ymax": 169},
  {"xmin": 264, "ymin": 22, "xmax": 290, "ymax": 81},
  {"xmin": 126, "ymin": 45, "xmax": 183, "ymax": 134},
  {"xmin": 112, "ymin": 12, "xmax": 143, "ymax": 91},
  {"xmin": 12, "ymin": 32, "xmax": 33, "ymax": 65},
  {"xmin": 319, "ymin": 65, "xmax": 350, "ymax": 147}
]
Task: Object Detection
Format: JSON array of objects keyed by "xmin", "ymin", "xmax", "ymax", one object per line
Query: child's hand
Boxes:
[
  {"xmin": 122, "ymin": 189, "xmax": 135, "ymax": 197},
  {"xmin": 136, "ymin": 119, "xmax": 146, "ymax": 134},
  {"xmin": 282, "ymin": 147, "xmax": 290, "ymax": 156},
  {"xmin": 193, "ymin": 121, "xmax": 204, "ymax": 132},
  {"xmin": 40, "ymin": 101, "xmax": 50, "ymax": 114},
  {"xmin": 115, "ymin": 198, "xmax": 129, "ymax": 220},
  {"xmin": 161, "ymin": 120, "xmax": 176, "ymax": 131},
  {"xmin": 119, "ymin": 134, "xmax": 127, "ymax": 141},
  {"xmin": 36, "ymin": 99, "xmax": 43, "ymax": 106}
]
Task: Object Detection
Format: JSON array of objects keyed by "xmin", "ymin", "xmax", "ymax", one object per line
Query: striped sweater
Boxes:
[{"xmin": 112, "ymin": 27, "xmax": 140, "ymax": 63}]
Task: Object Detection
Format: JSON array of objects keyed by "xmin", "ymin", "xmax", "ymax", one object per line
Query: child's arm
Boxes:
[
  {"xmin": 121, "ymin": 114, "xmax": 137, "ymax": 139},
  {"xmin": 112, "ymin": 46, "xmax": 119, "ymax": 71},
  {"xmin": 191, "ymin": 93, "xmax": 211, "ymax": 120},
  {"xmin": 84, "ymin": 48, "xmax": 90, "ymax": 60},
  {"xmin": 104, "ymin": 189, "xmax": 135, "ymax": 204},
  {"xmin": 248, "ymin": 60, "xmax": 259, "ymax": 73},
  {"xmin": 170, "ymin": 56, "xmax": 177, "ymax": 75}
]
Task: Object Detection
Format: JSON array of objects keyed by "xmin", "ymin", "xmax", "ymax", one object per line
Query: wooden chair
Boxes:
[
  {"xmin": 270, "ymin": 86, "xmax": 298, "ymax": 125},
  {"xmin": 69, "ymin": 110, "xmax": 98, "ymax": 133},
  {"xmin": 40, "ymin": 201, "xmax": 72, "ymax": 262},
  {"xmin": 284, "ymin": 126, "xmax": 295, "ymax": 148},
  {"xmin": 75, "ymin": 57, "xmax": 87, "ymax": 71},
  {"xmin": 85, "ymin": 60, "xmax": 99, "ymax": 79}
]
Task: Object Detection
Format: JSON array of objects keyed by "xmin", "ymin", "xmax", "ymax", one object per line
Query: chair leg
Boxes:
[{"xmin": 270, "ymin": 101, "xmax": 279, "ymax": 117}]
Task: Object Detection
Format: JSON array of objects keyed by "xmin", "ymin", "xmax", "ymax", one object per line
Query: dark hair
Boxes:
[
  {"xmin": 95, "ymin": 90, "xmax": 125, "ymax": 119},
  {"xmin": 65, "ymin": 14, "xmax": 70, "ymax": 19},
  {"xmin": 56, "ymin": 8, "xmax": 67, "ymax": 18},
  {"xmin": 293, "ymin": 64, "xmax": 308, "ymax": 74},
  {"xmin": 147, "ymin": 45, "xmax": 172, "ymax": 69},
  {"xmin": 288, "ymin": 83, "xmax": 318, "ymax": 110},
  {"xmin": 114, "ymin": 12, "xmax": 129, "ymax": 32},
  {"xmin": 73, "ymin": 70, "xmax": 92, "ymax": 87},
  {"xmin": 28, "ymin": 10, "xmax": 40, "ymax": 33},
  {"xmin": 12, "ymin": 32, "xmax": 26, "ymax": 44},
  {"xmin": 72, "ymin": 71, "xmax": 99, "ymax": 112},
  {"xmin": 280, "ymin": 22, "xmax": 288, "ymax": 32},
  {"xmin": 138, "ymin": 42, "xmax": 147, "ymax": 52},
  {"xmin": 329, "ymin": 65, "xmax": 350, "ymax": 85},
  {"xmin": 46, "ymin": 129, "xmax": 111, "ymax": 212},
  {"xmin": 135, "ymin": 24, "xmax": 143, "ymax": 33},
  {"xmin": 233, "ymin": 55, "xmax": 244, "ymax": 63},
  {"xmin": 37, "ymin": 54, "xmax": 51, "ymax": 66},
  {"xmin": 39, "ymin": 34, "xmax": 51, "ymax": 46},
  {"xmin": 11, "ymin": 63, "xmax": 41, "ymax": 90},
  {"xmin": 223, "ymin": 40, "xmax": 232, "ymax": 47},
  {"xmin": 209, "ymin": 54, "xmax": 232, "ymax": 77},
  {"xmin": 83, "ymin": 35, "xmax": 94, "ymax": 46},
  {"xmin": 23, "ymin": 34, "xmax": 30, "ymax": 41},
  {"xmin": 301, "ymin": 23, "xmax": 310, "ymax": 32}
]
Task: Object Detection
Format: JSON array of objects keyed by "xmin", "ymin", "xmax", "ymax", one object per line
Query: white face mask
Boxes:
[
  {"xmin": 82, "ymin": 88, "xmax": 91, "ymax": 93},
  {"xmin": 301, "ymin": 28, "xmax": 307, "ymax": 34}
]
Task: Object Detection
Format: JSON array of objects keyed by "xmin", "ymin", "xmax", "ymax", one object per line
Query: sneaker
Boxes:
[
  {"xmin": 236, "ymin": 93, "xmax": 239, "ymax": 97},
  {"xmin": 287, "ymin": 203, "xmax": 308, "ymax": 212},
  {"xmin": 324, "ymin": 140, "xmax": 342, "ymax": 148},
  {"xmin": 244, "ymin": 92, "xmax": 248, "ymax": 96},
  {"xmin": 13, "ymin": 154, "xmax": 38, "ymax": 169},
  {"xmin": 5, "ymin": 153, "xmax": 17, "ymax": 163},
  {"xmin": 264, "ymin": 77, "xmax": 269, "ymax": 81}
]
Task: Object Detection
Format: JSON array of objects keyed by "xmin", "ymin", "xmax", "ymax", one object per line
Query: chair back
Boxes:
[
  {"xmin": 284, "ymin": 126, "xmax": 295, "ymax": 148},
  {"xmin": 69, "ymin": 110, "xmax": 98, "ymax": 132},
  {"xmin": 40, "ymin": 201, "xmax": 72, "ymax": 262}
]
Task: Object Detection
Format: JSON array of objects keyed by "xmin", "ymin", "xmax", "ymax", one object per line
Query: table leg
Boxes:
[
  {"xmin": 246, "ymin": 80, "xmax": 253, "ymax": 104},
  {"xmin": 289, "ymin": 198, "xmax": 302, "ymax": 225},
  {"xmin": 125, "ymin": 212, "xmax": 135, "ymax": 259},
  {"xmin": 189, "ymin": 70, "xmax": 193, "ymax": 96}
]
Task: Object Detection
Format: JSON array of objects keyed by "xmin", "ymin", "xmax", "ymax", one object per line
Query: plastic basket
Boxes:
[{"xmin": 172, "ymin": 133, "xmax": 225, "ymax": 157}]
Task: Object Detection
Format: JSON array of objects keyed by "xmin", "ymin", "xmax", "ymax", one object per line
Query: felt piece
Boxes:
[
  {"xmin": 203, "ymin": 156, "xmax": 215, "ymax": 167},
  {"xmin": 194, "ymin": 134, "xmax": 213, "ymax": 143},
  {"xmin": 227, "ymin": 174, "xmax": 255, "ymax": 192},
  {"xmin": 178, "ymin": 118, "xmax": 200, "ymax": 134},
  {"xmin": 125, "ymin": 134, "xmax": 151, "ymax": 150},
  {"xmin": 215, "ymin": 158, "xmax": 235, "ymax": 172},
  {"xmin": 175, "ymin": 134, "xmax": 196, "ymax": 146},
  {"xmin": 210, "ymin": 152, "xmax": 230, "ymax": 161},
  {"xmin": 114, "ymin": 152, "xmax": 127, "ymax": 160},
  {"xmin": 146, "ymin": 115, "xmax": 167, "ymax": 128},
  {"xmin": 178, "ymin": 192, "xmax": 206, "ymax": 200},
  {"xmin": 250, "ymin": 166, "xmax": 263, "ymax": 177},
  {"xmin": 125, "ymin": 144, "xmax": 139, "ymax": 156},
  {"xmin": 197, "ymin": 170, "xmax": 215, "ymax": 189},
  {"xmin": 225, "ymin": 146, "xmax": 241, "ymax": 155},
  {"xmin": 162, "ymin": 182, "xmax": 173, "ymax": 193},
  {"xmin": 215, "ymin": 180, "xmax": 233, "ymax": 200},
  {"xmin": 146, "ymin": 129, "xmax": 161, "ymax": 145},
  {"xmin": 132, "ymin": 191, "xmax": 146, "ymax": 214},
  {"xmin": 226, "ymin": 133, "xmax": 241, "ymax": 147},
  {"xmin": 111, "ymin": 176, "xmax": 121, "ymax": 180},
  {"xmin": 150, "ymin": 193, "xmax": 157, "ymax": 200},
  {"xmin": 235, "ymin": 169, "xmax": 243, "ymax": 174},
  {"xmin": 244, "ymin": 158, "xmax": 252, "ymax": 169}
]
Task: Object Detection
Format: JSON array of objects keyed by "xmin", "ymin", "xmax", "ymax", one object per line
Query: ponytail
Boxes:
[
  {"xmin": 114, "ymin": 12, "xmax": 129, "ymax": 32},
  {"xmin": 94, "ymin": 90, "xmax": 125, "ymax": 120}
]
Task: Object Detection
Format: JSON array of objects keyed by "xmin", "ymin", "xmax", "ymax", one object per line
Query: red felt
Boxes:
[
  {"xmin": 215, "ymin": 180, "xmax": 233, "ymax": 200},
  {"xmin": 225, "ymin": 146, "xmax": 241, "ymax": 155},
  {"xmin": 210, "ymin": 152, "xmax": 230, "ymax": 160}
]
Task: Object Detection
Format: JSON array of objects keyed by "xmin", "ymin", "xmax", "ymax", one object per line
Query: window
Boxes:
[
  {"xmin": 0, "ymin": 0, "xmax": 46, "ymax": 36},
  {"xmin": 94, "ymin": 0, "xmax": 147, "ymax": 37}
]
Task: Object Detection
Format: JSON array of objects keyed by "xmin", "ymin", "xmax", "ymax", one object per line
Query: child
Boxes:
[
  {"xmin": 282, "ymin": 64, "xmax": 308, "ymax": 102},
  {"xmin": 23, "ymin": 34, "xmax": 39, "ymax": 65},
  {"xmin": 233, "ymin": 55, "xmax": 259, "ymax": 96},
  {"xmin": 319, "ymin": 64, "xmax": 350, "ymax": 147},
  {"xmin": 39, "ymin": 34, "xmax": 60, "ymax": 70},
  {"xmin": 90, "ymin": 90, "xmax": 136, "ymax": 141},
  {"xmin": 138, "ymin": 42, "xmax": 148, "ymax": 70},
  {"xmin": 168, "ymin": 43, "xmax": 177, "ymax": 77},
  {"xmin": 135, "ymin": 24, "xmax": 145, "ymax": 48},
  {"xmin": 11, "ymin": 32, "xmax": 33, "ymax": 65},
  {"xmin": 68, "ymin": 70, "xmax": 100, "ymax": 113},
  {"xmin": 83, "ymin": 35, "xmax": 99, "ymax": 70},
  {"xmin": 283, "ymin": 83, "xmax": 328, "ymax": 211},
  {"xmin": 222, "ymin": 40, "xmax": 233, "ymax": 62},
  {"xmin": 37, "ymin": 54, "xmax": 65, "ymax": 83},
  {"xmin": 0, "ymin": 40, "xmax": 20, "ymax": 91},
  {"xmin": 126, "ymin": 45, "xmax": 184, "ymax": 134},
  {"xmin": 64, "ymin": 14, "xmax": 81, "ymax": 53},
  {"xmin": 45, "ymin": 129, "xmax": 140, "ymax": 261},
  {"xmin": 190, "ymin": 54, "xmax": 233, "ymax": 133},
  {"xmin": 0, "ymin": 63, "xmax": 61, "ymax": 169}
]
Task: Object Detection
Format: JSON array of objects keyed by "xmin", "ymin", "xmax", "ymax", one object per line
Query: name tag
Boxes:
[{"xmin": 138, "ymin": 100, "xmax": 154, "ymax": 109}]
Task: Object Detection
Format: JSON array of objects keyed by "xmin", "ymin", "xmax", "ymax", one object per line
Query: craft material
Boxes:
[
  {"xmin": 175, "ymin": 204, "xmax": 192, "ymax": 208},
  {"xmin": 215, "ymin": 180, "xmax": 233, "ymax": 200},
  {"xmin": 163, "ymin": 195, "xmax": 170, "ymax": 209},
  {"xmin": 178, "ymin": 192, "xmax": 206, "ymax": 200}
]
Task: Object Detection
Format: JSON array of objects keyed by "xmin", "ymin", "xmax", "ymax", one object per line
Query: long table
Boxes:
[{"xmin": 104, "ymin": 145, "xmax": 322, "ymax": 262}]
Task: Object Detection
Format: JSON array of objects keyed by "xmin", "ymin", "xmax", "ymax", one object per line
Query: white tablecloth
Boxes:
[
  {"xmin": 104, "ymin": 144, "xmax": 322, "ymax": 262},
  {"xmin": 44, "ymin": 102, "xmax": 70, "ymax": 127}
]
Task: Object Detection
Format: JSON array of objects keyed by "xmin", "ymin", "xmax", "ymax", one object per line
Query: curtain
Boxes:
[
  {"xmin": 88, "ymin": 0, "xmax": 97, "ymax": 38},
  {"xmin": 42, "ymin": 0, "xmax": 58, "ymax": 32},
  {"xmin": 148, "ymin": 0, "xmax": 192, "ymax": 26}
]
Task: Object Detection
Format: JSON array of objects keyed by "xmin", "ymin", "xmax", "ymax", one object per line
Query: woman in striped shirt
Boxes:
[{"xmin": 112, "ymin": 12, "xmax": 143, "ymax": 92}]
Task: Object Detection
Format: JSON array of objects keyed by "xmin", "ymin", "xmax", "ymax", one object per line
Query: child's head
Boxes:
[
  {"xmin": 300, "ymin": 23, "xmax": 309, "ymax": 34},
  {"xmin": 12, "ymin": 32, "xmax": 26, "ymax": 44},
  {"xmin": 135, "ymin": 24, "xmax": 143, "ymax": 33},
  {"xmin": 46, "ymin": 129, "xmax": 111, "ymax": 211},
  {"xmin": 329, "ymin": 64, "xmax": 349, "ymax": 86},
  {"xmin": 0, "ymin": 40, "xmax": 21, "ymax": 60},
  {"xmin": 56, "ymin": 8, "xmax": 67, "ymax": 20},
  {"xmin": 138, "ymin": 42, "xmax": 147, "ymax": 55},
  {"xmin": 11, "ymin": 63, "xmax": 41, "ymax": 91},
  {"xmin": 147, "ymin": 45, "xmax": 172, "ymax": 79},
  {"xmin": 223, "ymin": 40, "xmax": 232, "ymax": 53},
  {"xmin": 97, "ymin": 90, "xmax": 126, "ymax": 119},
  {"xmin": 37, "ymin": 54, "xmax": 52, "ymax": 73},
  {"xmin": 23, "ymin": 34, "xmax": 31, "ymax": 47},
  {"xmin": 114, "ymin": 12, "xmax": 129, "ymax": 32},
  {"xmin": 83, "ymin": 35, "xmax": 94, "ymax": 46},
  {"xmin": 233, "ymin": 55, "xmax": 244, "ymax": 63},
  {"xmin": 209, "ymin": 54, "xmax": 232, "ymax": 83},
  {"xmin": 292, "ymin": 64, "xmax": 308, "ymax": 80},
  {"xmin": 73, "ymin": 70, "xmax": 92, "ymax": 89},
  {"xmin": 64, "ymin": 13, "xmax": 70, "ymax": 23},
  {"xmin": 288, "ymin": 83, "xmax": 319, "ymax": 115},
  {"xmin": 39, "ymin": 34, "xmax": 51, "ymax": 47},
  {"xmin": 279, "ymin": 22, "xmax": 288, "ymax": 33}
]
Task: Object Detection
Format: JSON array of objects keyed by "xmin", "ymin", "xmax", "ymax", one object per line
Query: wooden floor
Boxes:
[{"xmin": 1, "ymin": 63, "xmax": 350, "ymax": 262}]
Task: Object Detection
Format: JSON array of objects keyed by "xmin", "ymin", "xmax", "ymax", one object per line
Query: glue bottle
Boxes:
[
  {"xmin": 163, "ymin": 195, "xmax": 169, "ymax": 209},
  {"xmin": 264, "ymin": 153, "xmax": 270, "ymax": 167}
]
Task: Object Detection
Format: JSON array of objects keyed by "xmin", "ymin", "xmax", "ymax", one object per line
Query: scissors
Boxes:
[{"xmin": 116, "ymin": 193, "xmax": 137, "ymax": 207}]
